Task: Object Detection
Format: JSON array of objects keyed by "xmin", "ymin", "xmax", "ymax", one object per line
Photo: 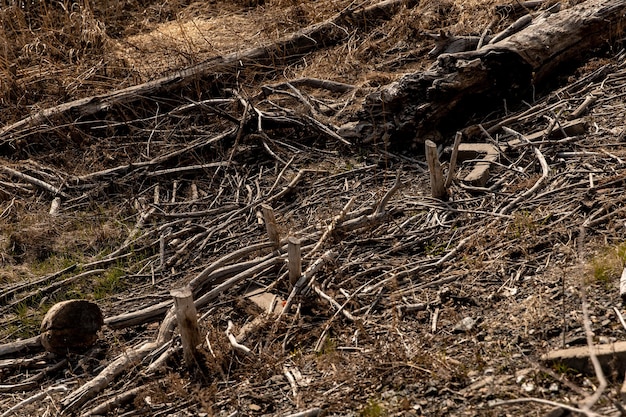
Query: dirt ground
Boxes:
[{"xmin": 2, "ymin": 0, "xmax": 626, "ymax": 416}]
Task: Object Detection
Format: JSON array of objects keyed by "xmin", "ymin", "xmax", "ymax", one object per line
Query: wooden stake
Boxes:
[
  {"xmin": 425, "ymin": 140, "xmax": 447, "ymax": 200},
  {"xmin": 170, "ymin": 286, "xmax": 202, "ymax": 369},
  {"xmin": 287, "ymin": 237, "xmax": 302, "ymax": 287},
  {"xmin": 261, "ymin": 204, "xmax": 280, "ymax": 248}
]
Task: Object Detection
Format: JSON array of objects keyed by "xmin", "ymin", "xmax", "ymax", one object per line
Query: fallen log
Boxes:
[
  {"xmin": 349, "ymin": 0, "xmax": 626, "ymax": 147},
  {"xmin": 0, "ymin": 0, "xmax": 416, "ymax": 149}
]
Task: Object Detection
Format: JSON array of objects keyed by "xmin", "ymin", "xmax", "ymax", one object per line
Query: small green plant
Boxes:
[
  {"xmin": 508, "ymin": 211, "xmax": 537, "ymax": 239},
  {"xmin": 551, "ymin": 361, "xmax": 572, "ymax": 375},
  {"xmin": 360, "ymin": 398, "xmax": 384, "ymax": 417},
  {"xmin": 93, "ymin": 267, "xmax": 126, "ymax": 299},
  {"xmin": 317, "ymin": 336, "xmax": 336, "ymax": 356},
  {"xmin": 588, "ymin": 241, "xmax": 626, "ymax": 284}
]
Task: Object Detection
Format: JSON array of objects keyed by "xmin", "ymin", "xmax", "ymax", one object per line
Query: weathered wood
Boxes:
[
  {"xmin": 261, "ymin": 204, "xmax": 280, "ymax": 248},
  {"xmin": 0, "ymin": 336, "xmax": 42, "ymax": 358},
  {"xmin": 287, "ymin": 237, "xmax": 302, "ymax": 287},
  {"xmin": 425, "ymin": 140, "xmax": 447, "ymax": 200},
  {"xmin": 350, "ymin": 0, "xmax": 626, "ymax": 146},
  {"xmin": 170, "ymin": 286, "xmax": 203, "ymax": 370}
]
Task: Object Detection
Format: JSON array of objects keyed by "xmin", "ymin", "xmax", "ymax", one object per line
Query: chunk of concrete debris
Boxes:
[
  {"xmin": 40, "ymin": 300, "xmax": 104, "ymax": 354},
  {"xmin": 541, "ymin": 341, "xmax": 626, "ymax": 375}
]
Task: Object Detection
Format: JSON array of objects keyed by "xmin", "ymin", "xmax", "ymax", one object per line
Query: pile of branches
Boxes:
[{"xmin": 2, "ymin": 0, "xmax": 626, "ymax": 415}]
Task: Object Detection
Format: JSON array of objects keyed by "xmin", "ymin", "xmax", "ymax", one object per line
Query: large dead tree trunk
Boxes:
[{"xmin": 351, "ymin": 0, "xmax": 626, "ymax": 147}]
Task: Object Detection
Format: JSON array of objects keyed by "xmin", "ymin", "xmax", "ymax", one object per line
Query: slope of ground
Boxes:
[{"xmin": 2, "ymin": 1, "xmax": 626, "ymax": 416}]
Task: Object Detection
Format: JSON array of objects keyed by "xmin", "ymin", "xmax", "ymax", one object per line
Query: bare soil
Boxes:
[{"xmin": 2, "ymin": 1, "xmax": 626, "ymax": 416}]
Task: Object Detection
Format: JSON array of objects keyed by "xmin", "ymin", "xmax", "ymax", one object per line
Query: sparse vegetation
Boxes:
[{"xmin": 1, "ymin": 0, "xmax": 626, "ymax": 416}]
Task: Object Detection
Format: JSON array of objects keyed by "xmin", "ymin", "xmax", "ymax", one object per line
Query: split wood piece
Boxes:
[
  {"xmin": 541, "ymin": 341, "xmax": 626, "ymax": 376},
  {"xmin": 261, "ymin": 204, "xmax": 280, "ymax": 249},
  {"xmin": 425, "ymin": 140, "xmax": 447, "ymax": 200},
  {"xmin": 0, "ymin": 0, "xmax": 417, "ymax": 147},
  {"xmin": 49, "ymin": 196, "xmax": 61, "ymax": 216},
  {"xmin": 455, "ymin": 143, "xmax": 501, "ymax": 187},
  {"xmin": 349, "ymin": 0, "xmax": 626, "ymax": 146},
  {"xmin": 171, "ymin": 286, "xmax": 203, "ymax": 371},
  {"xmin": 288, "ymin": 237, "xmax": 302, "ymax": 287},
  {"xmin": 505, "ymin": 118, "xmax": 588, "ymax": 146}
]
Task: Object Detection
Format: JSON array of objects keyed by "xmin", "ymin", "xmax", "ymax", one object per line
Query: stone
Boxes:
[{"xmin": 40, "ymin": 299, "xmax": 104, "ymax": 354}]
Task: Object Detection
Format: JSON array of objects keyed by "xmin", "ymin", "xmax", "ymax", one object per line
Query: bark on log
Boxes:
[
  {"xmin": 351, "ymin": 0, "xmax": 626, "ymax": 147},
  {"xmin": 0, "ymin": 0, "xmax": 417, "ymax": 149}
]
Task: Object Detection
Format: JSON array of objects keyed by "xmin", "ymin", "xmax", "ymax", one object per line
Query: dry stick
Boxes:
[
  {"xmin": 374, "ymin": 174, "xmax": 404, "ymax": 215},
  {"xmin": 445, "ymin": 131, "xmax": 463, "ymax": 188},
  {"xmin": 498, "ymin": 127, "xmax": 550, "ymax": 215},
  {"xmin": 1, "ymin": 385, "xmax": 69, "ymax": 417},
  {"xmin": 105, "ymin": 255, "xmax": 276, "ymax": 329},
  {"xmin": 309, "ymin": 196, "xmax": 355, "ymax": 257},
  {"xmin": 80, "ymin": 384, "xmax": 151, "ymax": 417},
  {"xmin": 75, "ymin": 127, "xmax": 237, "ymax": 183},
  {"xmin": 147, "ymin": 162, "xmax": 231, "ymax": 177},
  {"xmin": 311, "ymin": 284, "xmax": 357, "ymax": 321},
  {"xmin": 491, "ymin": 398, "xmax": 601, "ymax": 417},
  {"xmin": 282, "ymin": 407, "xmax": 323, "ymax": 417},
  {"xmin": 226, "ymin": 320, "xmax": 252, "ymax": 356},
  {"xmin": 279, "ymin": 250, "xmax": 337, "ymax": 319},
  {"xmin": 0, "ymin": 166, "xmax": 68, "ymax": 198},
  {"xmin": 367, "ymin": 235, "xmax": 472, "ymax": 295},
  {"xmin": 583, "ymin": 205, "xmax": 626, "ymax": 228},
  {"xmin": 4, "ymin": 269, "xmax": 106, "ymax": 312},
  {"xmin": 265, "ymin": 169, "xmax": 325, "ymax": 204},
  {"xmin": 581, "ymin": 293, "xmax": 608, "ymax": 412}
]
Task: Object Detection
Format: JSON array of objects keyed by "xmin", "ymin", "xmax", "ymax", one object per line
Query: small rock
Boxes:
[
  {"xmin": 453, "ymin": 317, "xmax": 476, "ymax": 333},
  {"xmin": 40, "ymin": 299, "xmax": 104, "ymax": 354},
  {"xmin": 248, "ymin": 404, "xmax": 261, "ymax": 411}
]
